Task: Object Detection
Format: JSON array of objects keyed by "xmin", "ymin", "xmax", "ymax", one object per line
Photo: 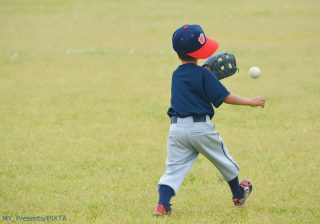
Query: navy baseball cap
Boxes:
[{"xmin": 172, "ymin": 24, "xmax": 219, "ymax": 59}]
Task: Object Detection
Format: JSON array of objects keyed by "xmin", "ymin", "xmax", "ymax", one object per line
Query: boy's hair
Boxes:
[{"xmin": 177, "ymin": 53, "xmax": 197, "ymax": 61}]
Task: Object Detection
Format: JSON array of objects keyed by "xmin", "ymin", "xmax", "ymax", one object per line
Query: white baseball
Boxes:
[{"xmin": 249, "ymin": 66, "xmax": 261, "ymax": 78}]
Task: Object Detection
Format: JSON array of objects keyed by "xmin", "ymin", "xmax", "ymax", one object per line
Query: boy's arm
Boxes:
[{"xmin": 224, "ymin": 93, "xmax": 265, "ymax": 108}]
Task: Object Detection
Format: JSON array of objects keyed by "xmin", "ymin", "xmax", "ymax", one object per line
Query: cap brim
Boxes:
[{"xmin": 187, "ymin": 37, "xmax": 219, "ymax": 59}]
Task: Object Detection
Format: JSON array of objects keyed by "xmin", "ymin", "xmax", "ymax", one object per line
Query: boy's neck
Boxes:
[{"xmin": 181, "ymin": 59, "xmax": 198, "ymax": 65}]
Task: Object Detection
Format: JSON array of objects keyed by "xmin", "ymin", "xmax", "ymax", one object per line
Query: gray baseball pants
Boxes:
[{"xmin": 158, "ymin": 116, "xmax": 239, "ymax": 195}]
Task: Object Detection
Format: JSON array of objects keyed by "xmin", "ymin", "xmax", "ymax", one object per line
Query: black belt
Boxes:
[{"xmin": 171, "ymin": 115, "xmax": 207, "ymax": 124}]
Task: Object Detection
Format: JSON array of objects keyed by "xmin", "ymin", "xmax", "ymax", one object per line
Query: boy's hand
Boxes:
[{"xmin": 250, "ymin": 97, "xmax": 265, "ymax": 108}]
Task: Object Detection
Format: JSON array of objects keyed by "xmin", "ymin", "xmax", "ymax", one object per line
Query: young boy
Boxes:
[{"xmin": 153, "ymin": 24, "xmax": 265, "ymax": 216}]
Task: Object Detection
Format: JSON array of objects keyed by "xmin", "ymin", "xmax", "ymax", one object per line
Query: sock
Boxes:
[
  {"xmin": 227, "ymin": 176, "xmax": 244, "ymax": 199},
  {"xmin": 158, "ymin": 184, "xmax": 174, "ymax": 210}
]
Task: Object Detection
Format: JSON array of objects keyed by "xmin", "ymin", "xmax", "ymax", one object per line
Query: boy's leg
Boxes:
[
  {"xmin": 227, "ymin": 176, "xmax": 243, "ymax": 199},
  {"xmin": 190, "ymin": 127, "xmax": 239, "ymax": 181},
  {"xmin": 156, "ymin": 131, "xmax": 198, "ymax": 212},
  {"xmin": 158, "ymin": 184, "xmax": 174, "ymax": 210},
  {"xmin": 189, "ymin": 124, "xmax": 248, "ymax": 201}
]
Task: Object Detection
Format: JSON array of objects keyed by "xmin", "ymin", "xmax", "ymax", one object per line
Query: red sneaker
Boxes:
[
  {"xmin": 233, "ymin": 180, "xmax": 253, "ymax": 207},
  {"xmin": 153, "ymin": 204, "xmax": 172, "ymax": 217}
]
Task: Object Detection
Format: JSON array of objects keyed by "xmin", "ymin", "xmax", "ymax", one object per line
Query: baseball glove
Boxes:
[{"xmin": 202, "ymin": 51, "xmax": 239, "ymax": 80}]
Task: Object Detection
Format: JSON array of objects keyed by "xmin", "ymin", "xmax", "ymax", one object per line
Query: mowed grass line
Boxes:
[{"xmin": 0, "ymin": 0, "xmax": 319, "ymax": 223}]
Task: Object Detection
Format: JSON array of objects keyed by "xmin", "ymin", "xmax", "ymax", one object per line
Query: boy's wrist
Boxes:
[{"xmin": 248, "ymin": 99, "xmax": 254, "ymax": 106}]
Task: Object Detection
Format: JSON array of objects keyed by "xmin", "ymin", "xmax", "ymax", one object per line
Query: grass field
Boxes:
[{"xmin": 1, "ymin": 0, "xmax": 320, "ymax": 223}]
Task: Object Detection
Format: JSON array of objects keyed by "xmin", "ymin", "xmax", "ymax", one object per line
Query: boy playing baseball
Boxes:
[{"xmin": 153, "ymin": 24, "xmax": 266, "ymax": 216}]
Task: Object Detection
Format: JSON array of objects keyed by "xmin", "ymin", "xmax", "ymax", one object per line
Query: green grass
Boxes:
[{"xmin": 0, "ymin": 0, "xmax": 319, "ymax": 223}]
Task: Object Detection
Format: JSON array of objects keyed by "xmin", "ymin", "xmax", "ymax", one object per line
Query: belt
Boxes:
[{"xmin": 171, "ymin": 115, "xmax": 207, "ymax": 124}]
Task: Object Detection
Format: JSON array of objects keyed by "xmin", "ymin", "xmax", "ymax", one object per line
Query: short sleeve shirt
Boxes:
[{"xmin": 167, "ymin": 63, "xmax": 230, "ymax": 119}]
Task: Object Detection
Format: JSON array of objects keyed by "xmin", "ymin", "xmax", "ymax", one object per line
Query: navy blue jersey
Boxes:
[{"xmin": 167, "ymin": 63, "xmax": 230, "ymax": 119}]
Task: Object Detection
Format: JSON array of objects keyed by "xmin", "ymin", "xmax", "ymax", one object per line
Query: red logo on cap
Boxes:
[{"xmin": 198, "ymin": 33, "xmax": 205, "ymax": 45}]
